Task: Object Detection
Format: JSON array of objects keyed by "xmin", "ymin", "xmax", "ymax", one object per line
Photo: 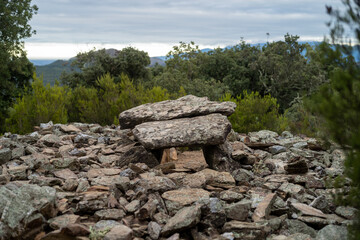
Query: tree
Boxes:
[
  {"xmin": 61, "ymin": 47, "xmax": 151, "ymax": 88},
  {"xmin": 0, "ymin": 0, "xmax": 38, "ymax": 133},
  {"xmin": 310, "ymin": 1, "xmax": 360, "ymax": 239},
  {"xmin": 256, "ymin": 34, "xmax": 326, "ymax": 111}
]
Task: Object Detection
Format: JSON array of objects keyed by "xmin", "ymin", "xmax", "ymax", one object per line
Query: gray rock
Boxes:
[
  {"xmin": 225, "ymin": 200, "xmax": 251, "ymax": 221},
  {"xmin": 282, "ymin": 219, "xmax": 317, "ymax": 238},
  {"xmin": 316, "ymin": 225, "xmax": 348, "ymax": 240},
  {"xmin": 281, "ymin": 131, "xmax": 293, "ymax": 138},
  {"xmin": 40, "ymin": 121, "xmax": 53, "ymax": 129},
  {"xmin": 125, "ymin": 199, "xmax": 141, "ymax": 213},
  {"xmin": 249, "ymin": 130, "xmax": 278, "ymax": 143},
  {"xmin": 133, "ymin": 113, "xmax": 232, "ymax": 149},
  {"xmin": 0, "ymin": 148, "xmax": 12, "ymax": 164},
  {"xmin": 0, "ymin": 183, "xmax": 57, "ymax": 239},
  {"xmin": 285, "ymin": 157, "xmax": 308, "ymax": 174},
  {"xmin": 74, "ymin": 133, "xmax": 92, "ymax": 144},
  {"xmin": 292, "ymin": 142, "xmax": 308, "ymax": 149},
  {"xmin": 116, "ymin": 145, "xmax": 159, "ymax": 168},
  {"xmin": 94, "ymin": 209, "xmax": 126, "ymax": 220},
  {"xmin": 93, "ymin": 220, "xmax": 120, "ymax": 231},
  {"xmin": 335, "ymin": 206, "xmax": 357, "ymax": 220},
  {"xmin": 119, "ymin": 95, "xmax": 236, "ymax": 129},
  {"xmin": 148, "ymin": 221, "xmax": 162, "ymax": 240},
  {"xmin": 161, "ymin": 204, "xmax": 202, "ymax": 237},
  {"xmin": 103, "ymin": 224, "xmax": 133, "ymax": 240},
  {"xmin": 203, "ymin": 141, "xmax": 241, "ymax": 172},
  {"xmin": 268, "ymin": 145, "xmax": 287, "ymax": 154},
  {"xmin": 11, "ymin": 146, "xmax": 25, "ymax": 159},
  {"xmin": 39, "ymin": 134, "xmax": 61, "ymax": 147},
  {"xmin": 231, "ymin": 168, "xmax": 254, "ymax": 184},
  {"xmin": 162, "ymin": 188, "xmax": 210, "ymax": 214},
  {"xmin": 222, "ymin": 221, "xmax": 268, "ymax": 240}
]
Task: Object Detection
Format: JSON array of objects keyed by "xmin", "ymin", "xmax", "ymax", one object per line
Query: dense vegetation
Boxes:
[
  {"xmin": 4, "ymin": 35, "xmax": 352, "ymax": 135},
  {"xmin": 0, "ymin": 0, "xmax": 38, "ymax": 133},
  {"xmin": 308, "ymin": 1, "xmax": 360, "ymax": 239}
]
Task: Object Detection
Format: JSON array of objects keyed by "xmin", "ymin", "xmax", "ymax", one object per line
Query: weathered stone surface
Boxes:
[
  {"xmin": 0, "ymin": 123, "xmax": 353, "ymax": 239},
  {"xmin": 133, "ymin": 113, "xmax": 232, "ymax": 150},
  {"xmin": 268, "ymin": 145, "xmax": 287, "ymax": 155},
  {"xmin": 335, "ymin": 206, "xmax": 357, "ymax": 220},
  {"xmin": 103, "ymin": 224, "xmax": 133, "ymax": 240},
  {"xmin": 94, "ymin": 209, "xmax": 126, "ymax": 220},
  {"xmin": 203, "ymin": 141, "xmax": 241, "ymax": 172},
  {"xmin": 59, "ymin": 124, "xmax": 81, "ymax": 133},
  {"xmin": 316, "ymin": 225, "xmax": 348, "ymax": 240},
  {"xmin": 119, "ymin": 95, "xmax": 236, "ymax": 129},
  {"xmin": 291, "ymin": 202, "xmax": 327, "ymax": 218},
  {"xmin": 222, "ymin": 221, "xmax": 268, "ymax": 240},
  {"xmin": 161, "ymin": 204, "xmax": 202, "ymax": 237},
  {"xmin": 39, "ymin": 134, "xmax": 61, "ymax": 147},
  {"xmin": 116, "ymin": 145, "xmax": 159, "ymax": 168},
  {"xmin": 282, "ymin": 219, "xmax": 317, "ymax": 238},
  {"xmin": 225, "ymin": 200, "xmax": 251, "ymax": 221},
  {"xmin": 53, "ymin": 169, "xmax": 78, "ymax": 179},
  {"xmin": 285, "ymin": 157, "xmax": 308, "ymax": 174},
  {"xmin": 252, "ymin": 193, "xmax": 277, "ymax": 222},
  {"xmin": 148, "ymin": 221, "xmax": 162, "ymax": 240},
  {"xmin": 162, "ymin": 188, "xmax": 210, "ymax": 214},
  {"xmin": 232, "ymin": 168, "xmax": 254, "ymax": 184},
  {"xmin": 0, "ymin": 148, "xmax": 12, "ymax": 164},
  {"xmin": 0, "ymin": 183, "xmax": 57, "ymax": 239},
  {"xmin": 48, "ymin": 214, "xmax": 80, "ymax": 230}
]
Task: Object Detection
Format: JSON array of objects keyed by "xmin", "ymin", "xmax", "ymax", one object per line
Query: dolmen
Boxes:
[{"xmin": 119, "ymin": 95, "xmax": 241, "ymax": 171}]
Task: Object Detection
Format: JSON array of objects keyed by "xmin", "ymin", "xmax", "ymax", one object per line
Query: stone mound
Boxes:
[{"xmin": 0, "ymin": 96, "xmax": 354, "ymax": 239}]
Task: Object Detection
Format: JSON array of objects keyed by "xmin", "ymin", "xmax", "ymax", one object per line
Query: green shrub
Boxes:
[
  {"xmin": 68, "ymin": 73, "xmax": 170, "ymax": 125},
  {"xmin": 221, "ymin": 91, "xmax": 288, "ymax": 133},
  {"xmin": 6, "ymin": 74, "xmax": 69, "ymax": 134},
  {"xmin": 284, "ymin": 100, "xmax": 325, "ymax": 137}
]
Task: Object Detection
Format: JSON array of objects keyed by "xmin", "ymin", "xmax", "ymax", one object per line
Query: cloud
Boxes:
[{"xmin": 26, "ymin": 0, "xmax": 344, "ymax": 58}]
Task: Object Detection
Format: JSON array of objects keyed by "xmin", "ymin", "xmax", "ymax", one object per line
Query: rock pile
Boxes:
[
  {"xmin": 0, "ymin": 96, "xmax": 355, "ymax": 240},
  {"xmin": 119, "ymin": 95, "xmax": 239, "ymax": 171}
]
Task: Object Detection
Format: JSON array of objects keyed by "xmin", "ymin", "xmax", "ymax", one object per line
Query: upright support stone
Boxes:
[{"xmin": 202, "ymin": 141, "xmax": 241, "ymax": 172}]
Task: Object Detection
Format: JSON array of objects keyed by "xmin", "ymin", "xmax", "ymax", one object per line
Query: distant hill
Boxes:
[
  {"xmin": 35, "ymin": 59, "xmax": 77, "ymax": 85},
  {"xmin": 32, "ymin": 42, "xmax": 359, "ymax": 86},
  {"xmin": 32, "ymin": 52, "xmax": 166, "ymax": 86}
]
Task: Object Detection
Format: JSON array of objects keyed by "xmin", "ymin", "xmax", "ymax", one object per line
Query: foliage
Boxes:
[
  {"xmin": 6, "ymin": 73, "xmax": 171, "ymax": 133},
  {"xmin": 67, "ymin": 73, "xmax": 170, "ymax": 126},
  {"xmin": 310, "ymin": 1, "xmax": 360, "ymax": 239},
  {"xmin": 284, "ymin": 99, "xmax": 325, "ymax": 137},
  {"xmin": 256, "ymin": 34, "xmax": 327, "ymax": 111},
  {"xmin": 60, "ymin": 47, "xmax": 151, "ymax": 88},
  {"xmin": 6, "ymin": 74, "xmax": 69, "ymax": 134},
  {"xmin": 0, "ymin": 0, "xmax": 38, "ymax": 133},
  {"xmin": 221, "ymin": 91, "xmax": 288, "ymax": 134}
]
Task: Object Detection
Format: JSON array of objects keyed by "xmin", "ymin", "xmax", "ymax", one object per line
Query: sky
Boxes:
[{"xmin": 24, "ymin": 0, "xmax": 343, "ymax": 60}]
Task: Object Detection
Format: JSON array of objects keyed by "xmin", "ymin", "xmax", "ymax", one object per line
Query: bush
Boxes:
[
  {"xmin": 68, "ymin": 73, "xmax": 170, "ymax": 125},
  {"xmin": 221, "ymin": 91, "xmax": 288, "ymax": 133},
  {"xmin": 6, "ymin": 74, "xmax": 69, "ymax": 134},
  {"xmin": 284, "ymin": 99, "xmax": 325, "ymax": 137}
]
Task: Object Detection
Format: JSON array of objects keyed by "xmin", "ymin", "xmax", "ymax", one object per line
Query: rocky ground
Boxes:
[
  {"xmin": 0, "ymin": 122, "xmax": 356, "ymax": 240},
  {"xmin": 0, "ymin": 95, "xmax": 356, "ymax": 240}
]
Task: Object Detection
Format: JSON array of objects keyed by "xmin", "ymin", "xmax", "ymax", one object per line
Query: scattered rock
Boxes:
[
  {"xmin": 0, "ymin": 148, "xmax": 12, "ymax": 164},
  {"xmin": 161, "ymin": 204, "xmax": 202, "ymax": 237},
  {"xmin": 317, "ymin": 224, "xmax": 348, "ymax": 240}
]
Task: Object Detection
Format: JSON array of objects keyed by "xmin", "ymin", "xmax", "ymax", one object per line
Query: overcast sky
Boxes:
[{"xmin": 25, "ymin": 0, "xmax": 343, "ymax": 59}]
